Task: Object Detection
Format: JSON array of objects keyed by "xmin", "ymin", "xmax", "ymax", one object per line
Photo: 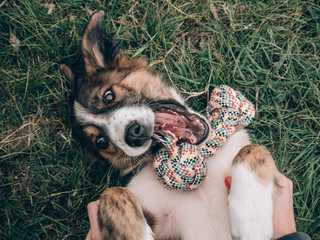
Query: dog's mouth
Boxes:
[{"xmin": 153, "ymin": 103, "xmax": 209, "ymax": 145}]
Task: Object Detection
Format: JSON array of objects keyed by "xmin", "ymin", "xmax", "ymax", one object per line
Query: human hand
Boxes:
[
  {"xmin": 272, "ymin": 172, "xmax": 297, "ymax": 239},
  {"xmin": 86, "ymin": 200, "xmax": 101, "ymax": 240},
  {"xmin": 225, "ymin": 172, "xmax": 297, "ymax": 239}
]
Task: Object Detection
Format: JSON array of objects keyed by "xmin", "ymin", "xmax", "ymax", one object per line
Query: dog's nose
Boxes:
[{"xmin": 125, "ymin": 122, "xmax": 150, "ymax": 147}]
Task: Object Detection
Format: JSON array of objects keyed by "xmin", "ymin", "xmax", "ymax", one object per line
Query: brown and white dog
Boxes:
[{"xmin": 61, "ymin": 11, "xmax": 280, "ymax": 240}]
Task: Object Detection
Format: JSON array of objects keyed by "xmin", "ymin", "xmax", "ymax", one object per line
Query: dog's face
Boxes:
[{"xmin": 61, "ymin": 11, "xmax": 209, "ymax": 169}]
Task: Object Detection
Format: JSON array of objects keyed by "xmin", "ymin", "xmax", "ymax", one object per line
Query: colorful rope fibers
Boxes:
[{"xmin": 153, "ymin": 85, "xmax": 255, "ymax": 191}]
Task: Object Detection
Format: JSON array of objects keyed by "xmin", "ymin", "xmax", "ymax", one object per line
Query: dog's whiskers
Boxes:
[{"xmin": 110, "ymin": 150, "xmax": 124, "ymax": 166}]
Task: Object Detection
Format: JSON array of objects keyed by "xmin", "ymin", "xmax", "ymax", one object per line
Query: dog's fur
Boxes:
[{"xmin": 61, "ymin": 11, "xmax": 280, "ymax": 240}]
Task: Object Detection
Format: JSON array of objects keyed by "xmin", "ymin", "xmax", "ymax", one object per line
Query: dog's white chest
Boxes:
[{"xmin": 127, "ymin": 129, "xmax": 251, "ymax": 239}]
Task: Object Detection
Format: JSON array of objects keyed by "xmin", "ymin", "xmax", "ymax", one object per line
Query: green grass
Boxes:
[{"xmin": 1, "ymin": 0, "xmax": 319, "ymax": 239}]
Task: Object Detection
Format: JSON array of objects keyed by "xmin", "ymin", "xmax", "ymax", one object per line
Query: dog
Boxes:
[{"xmin": 60, "ymin": 11, "xmax": 280, "ymax": 240}]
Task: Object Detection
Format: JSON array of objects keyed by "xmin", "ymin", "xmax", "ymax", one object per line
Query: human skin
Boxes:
[
  {"xmin": 272, "ymin": 172, "xmax": 297, "ymax": 239},
  {"xmin": 86, "ymin": 200, "xmax": 101, "ymax": 240}
]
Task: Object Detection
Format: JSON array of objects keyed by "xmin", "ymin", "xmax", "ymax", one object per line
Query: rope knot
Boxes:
[
  {"xmin": 153, "ymin": 85, "xmax": 255, "ymax": 191},
  {"xmin": 154, "ymin": 131, "xmax": 207, "ymax": 191}
]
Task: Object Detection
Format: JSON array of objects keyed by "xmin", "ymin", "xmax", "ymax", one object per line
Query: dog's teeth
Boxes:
[{"xmin": 152, "ymin": 133, "xmax": 168, "ymax": 144}]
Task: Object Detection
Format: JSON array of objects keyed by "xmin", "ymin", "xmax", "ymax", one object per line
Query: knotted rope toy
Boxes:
[{"xmin": 153, "ymin": 85, "xmax": 255, "ymax": 191}]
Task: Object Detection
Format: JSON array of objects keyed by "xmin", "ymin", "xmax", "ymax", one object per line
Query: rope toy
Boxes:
[{"xmin": 153, "ymin": 85, "xmax": 255, "ymax": 191}]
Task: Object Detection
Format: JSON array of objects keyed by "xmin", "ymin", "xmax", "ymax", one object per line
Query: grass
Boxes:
[{"xmin": 1, "ymin": 0, "xmax": 319, "ymax": 239}]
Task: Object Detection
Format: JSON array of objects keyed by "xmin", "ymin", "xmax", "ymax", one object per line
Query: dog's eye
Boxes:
[
  {"xmin": 103, "ymin": 88, "xmax": 115, "ymax": 104},
  {"xmin": 96, "ymin": 136, "xmax": 109, "ymax": 149}
]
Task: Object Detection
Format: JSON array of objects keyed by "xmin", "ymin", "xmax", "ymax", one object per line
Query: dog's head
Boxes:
[{"xmin": 61, "ymin": 11, "xmax": 210, "ymax": 169}]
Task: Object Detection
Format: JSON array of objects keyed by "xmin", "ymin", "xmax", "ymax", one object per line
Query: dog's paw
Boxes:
[
  {"xmin": 228, "ymin": 165, "xmax": 274, "ymax": 240},
  {"xmin": 99, "ymin": 187, "xmax": 154, "ymax": 240},
  {"xmin": 228, "ymin": 145, "xmax": 277, "ymax": 240}
]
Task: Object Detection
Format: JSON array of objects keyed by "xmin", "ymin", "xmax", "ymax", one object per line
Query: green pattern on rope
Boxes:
[{"xmin": 153, "ymin": 85, "xmax": 255, "ymax": 191}]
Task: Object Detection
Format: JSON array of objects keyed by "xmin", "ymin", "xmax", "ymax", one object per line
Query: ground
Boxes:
[{"xmin": 0, "ymin": 0, "xmax": 319, "ymax": 239}]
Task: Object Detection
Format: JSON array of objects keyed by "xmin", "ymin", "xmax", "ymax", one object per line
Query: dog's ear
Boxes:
[
  {"xmin": 82, "ymin": 11, "xmax": 121, "ymax": 75},
  {"xmin": 59, "ymin": 64, "xmax": 75, "ymax": 83}
]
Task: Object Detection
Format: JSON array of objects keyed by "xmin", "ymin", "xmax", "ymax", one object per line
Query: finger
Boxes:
[
  {"xmin": 87, "ymin": 200, "xmax": 101, "ymax": 240},
  {"xmin": 276, "ymin": 172, "xmax": 293, "ymax": 190},
  {"xmin": 276, "ymin": 172, "xmax": 286, "ymax": 183},
  {"xmin": 87, "ymin": 200, "xmax": 100, "ymax": 222}
]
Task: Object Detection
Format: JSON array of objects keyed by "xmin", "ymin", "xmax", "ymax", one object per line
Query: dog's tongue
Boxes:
[{"xmin": 154, "ymin": 109, "xmax": 205, "ymax": 144}]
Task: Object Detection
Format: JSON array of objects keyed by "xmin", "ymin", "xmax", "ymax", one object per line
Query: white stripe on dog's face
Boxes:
[
  {"xmin": 74, "ymin": 101, "xmax": 154, "ymax": 157},
  {"xmin": 108, "ymin": 106, "xmax": 154, "ymax": 156},
  {"xmin": 74, "ymin": 101, "xmax": 111, "ymax": 127}
]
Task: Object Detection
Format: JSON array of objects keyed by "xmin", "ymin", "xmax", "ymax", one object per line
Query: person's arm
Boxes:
[{"xmin": 273, "ymin": 172, "xmax": 311, "ymax": 240}]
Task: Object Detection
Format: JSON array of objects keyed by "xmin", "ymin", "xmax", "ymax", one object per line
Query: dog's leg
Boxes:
[
  {"xmin": 228, "ymin": 144, "xmax": 279, "ymax": 240},
  {"xmin": 98, "ymin": 187, "xmax": 154, "ymax": 240}
]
